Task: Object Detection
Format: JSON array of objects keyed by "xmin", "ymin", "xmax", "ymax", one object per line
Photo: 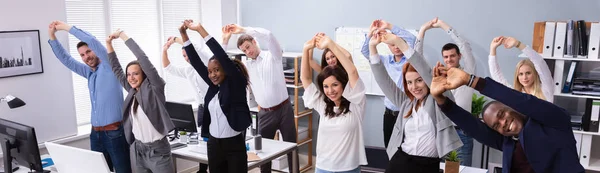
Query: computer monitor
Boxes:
[
  {"xmin": 165, "ymin": 101, "xmax": 198, "ymax": 134},
  {"xmin": 0, "ymin": 118, "xmax": 47, "ymax": 173},
  {"xmin": 45, "ymin": 142, "xmax": 111, "ymax": 173}
]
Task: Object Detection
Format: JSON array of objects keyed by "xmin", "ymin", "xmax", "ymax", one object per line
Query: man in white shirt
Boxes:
[
  {"xmin": 222, "ymin": 24, "xmax": 298, "ymax": 173},
  {"xmin": 161, "ymin": 36, "xmax": 210, "ymax": 173},
  {"xmin": 417, "ymin": 18, "xmax": 476, "ymax": 166}
]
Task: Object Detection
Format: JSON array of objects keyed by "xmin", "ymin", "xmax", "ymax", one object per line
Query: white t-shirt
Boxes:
[
  {"xmin": 131, "ymin": 103, "xmax": 164, "ymax": 143},
  {"xmin": 401, "ymin": 104, "xmax": 438, "ymax": 158},
  {"xmin": 302, "ymin": 79, "xmax": 368, "ymax": 172}
]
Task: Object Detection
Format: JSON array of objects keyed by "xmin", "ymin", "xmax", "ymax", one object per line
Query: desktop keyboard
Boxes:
[{"xmin": 170, "ymin": 143, "xmax": 187, "ymax": 150}]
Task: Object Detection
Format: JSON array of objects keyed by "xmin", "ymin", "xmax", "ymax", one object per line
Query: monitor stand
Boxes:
[
  {"xmin": 168, "ymin": 129, "xmax": 181, "ymax": 142},
  {"xmin": 0, "ymin": 139, "xmax": 49, "ymax": 173}
]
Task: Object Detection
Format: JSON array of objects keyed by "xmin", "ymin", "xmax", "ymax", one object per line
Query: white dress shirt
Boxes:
[
  {"xmin": 235, "ymin": 27, "xmax": 288, "ymax": 108},
  {"xmin": 488, "ymin": 45, "xmax": 554, "ymax": 102},
  {"xmin": 165, "ymin": 41, "xmax": 211, "ymax": 106},
  {"xmin": 208, "ymin": 92, "xmax": 241, "ymax": 138},
  {"xmin": 303, "ymin": 79, "xmax": 368, "ymax": 172},
  {"xmin": 400, "ymin": 104, "xmax": 438, "ymax": 158},
  {"xmin": 131, "ymin": 103, "xmax": 165, "ymax": 143}
]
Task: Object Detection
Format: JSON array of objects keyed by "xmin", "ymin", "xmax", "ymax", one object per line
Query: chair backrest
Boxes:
[{"xmin": 44, "ymin": 142, "xmax": 112, "ymax": 173}]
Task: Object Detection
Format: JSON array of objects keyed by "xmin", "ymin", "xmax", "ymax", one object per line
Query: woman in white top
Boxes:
[
  {"xmin": 106, "ymin": 30, "xmax": 176, "ymax": 173},
  {"xmin": 301, "ymin": 33, "xmax": 367, "ymax": 173},
  {"xmin": 369, "ymin": 30, "xmax": 462, "ymax": 173},
  {"xmin": 489, "ymin": 36, "xmax": 554, "ymax": 102}
]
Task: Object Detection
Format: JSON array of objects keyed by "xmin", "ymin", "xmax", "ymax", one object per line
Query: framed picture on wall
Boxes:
[{"xmin": 0, "ymin": 30, "xmax": 43, "ymax": 78}]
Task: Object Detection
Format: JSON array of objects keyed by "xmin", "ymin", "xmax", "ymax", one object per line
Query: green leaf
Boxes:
[{"xmin": 446, "ymin": 150, "xmax": 460, "ymax": 162}]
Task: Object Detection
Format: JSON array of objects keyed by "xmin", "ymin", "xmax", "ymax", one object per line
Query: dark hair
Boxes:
[
  {"xmin": 441, "ymin": 43, "xmax": 461, "ymax": 55},
  {"xmin": 237, "ymin": 34, "xmax": 255, "ymax": 49},
  {"xmin": 320, "ymin": 48, "xmax": 346, "ymax": 71},
  {"xmin": 125, "ymin": 60, "xmax": 146, "ymax": 115},
  {"xmin": 76, "ymin": 41, "xmax": 88, "ymax": 49},
  {"xmin": 316, "ymin": 65, "xmax": 351, "ymax": 117},
  {"xmin": 481, "ymin": 101, "xmax": 500, "ymax": 123},
  {"xmin": 208, "ymin": 57, "xmax": 250, "ymax": 87}
]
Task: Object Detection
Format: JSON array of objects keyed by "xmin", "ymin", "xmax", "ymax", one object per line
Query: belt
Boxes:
[
  {"xmin": 92, "ymin": 121, "xmax": 121, "ymax": 131},
  {"xmin": 261, "ymin": 98, "xmax": 289, "ymax": 112}
]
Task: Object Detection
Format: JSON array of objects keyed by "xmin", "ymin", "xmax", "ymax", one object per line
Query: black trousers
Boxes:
[
  {"xmin": 207, "ymin": 133, "xmax": 247, "ymax": 173},
  {"xmin": 385, "ymin": 148, "xmax": 441, "ymax": 173},
  {"xmin": 383, "ymin": 108, "xmax": 400, "ymax": 148},
  {"xmin": 197, "ymin": 104, "xmax": 209, "ymax": 173},
  {"xmin": 258, "ymin": 101, "xmax": 298, "ymax": 173}
]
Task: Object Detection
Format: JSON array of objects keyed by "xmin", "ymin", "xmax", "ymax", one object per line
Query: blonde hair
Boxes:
[{"xmin": 513, "ymin": 59, "xmax": 546, "ymax": 100}]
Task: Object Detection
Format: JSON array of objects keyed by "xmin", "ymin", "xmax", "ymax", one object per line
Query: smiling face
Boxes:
[
  {"xmin": 442, "ymin": 48, "xmax": 461, "ymax": 68},
  {"xmin": 207, "ymin": 59, "xmax": 225, "ymax": 85},
  {"xmin": 483, "ymin": 102, "xmax": 526, "ymax": 137},
  {"xmin": 126, "ymin": 64, "xmax": 144, "ymax": 89},
  {"xmin": 322, "ymin": 76, "xmax": 343, "ymax": 104},
  {"xmin": 404, "ymin": 71, "xmax": 428, "ymax": 100},
  {"xmin": 324, "ymin": 51, "xmax": 338, "ymax": 66},
  {"xmin": 517, "ymin": 64, "xmax": 535, "ymax": 88},
  {"xmin": 77, "ymin": 45, "xmax": 100, "ymax": 69}
]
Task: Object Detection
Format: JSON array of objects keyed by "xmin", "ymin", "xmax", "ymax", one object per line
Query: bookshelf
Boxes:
[{"xmin": 227, "ymin": 50, "xmax": 314, "ymax": 172}]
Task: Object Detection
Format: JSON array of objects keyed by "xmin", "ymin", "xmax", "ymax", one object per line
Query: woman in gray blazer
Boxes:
[
  {"xmin": 106, "ymin": 30, "xmax": 176, "ymax": 173},
  {"xmin": 368, "ymin": 30, "xmax": 462, "ymax": 172}
]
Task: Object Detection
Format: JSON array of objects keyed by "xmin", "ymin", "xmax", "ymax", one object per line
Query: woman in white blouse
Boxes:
[
  {"xmin": 301, "ymin": 33, "xmax": 367, "ymax": 173},
  {"xmin": 369, "ymin": 30, "xmax": 462, "ymax": 172},
  {"xmin": 489, "ymin": 36, "xmax": 554, "ymax": 102}
]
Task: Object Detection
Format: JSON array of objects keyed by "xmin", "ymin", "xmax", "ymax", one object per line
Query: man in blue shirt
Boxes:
[
  {"xmin": 48, "ymin": 21, "xmax": 131, "ymax": 173},
  {"xmin": 361, "ymin": 19, "xmax": 415, "ymax": 148}
]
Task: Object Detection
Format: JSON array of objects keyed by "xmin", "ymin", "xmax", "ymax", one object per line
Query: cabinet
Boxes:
[{"xmin": 227, "ymin": 50, "xmax": 314, "ymax": 172}]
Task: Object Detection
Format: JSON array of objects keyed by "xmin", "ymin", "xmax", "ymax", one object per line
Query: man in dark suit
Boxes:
[{"xmin": 429, "ymin": 65, "xmax": 584, "ymax": 173}]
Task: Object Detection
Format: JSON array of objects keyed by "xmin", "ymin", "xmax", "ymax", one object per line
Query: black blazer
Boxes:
[{"xmin": 184, "ymin": 37, "xmax": 251, "ymax": 138}]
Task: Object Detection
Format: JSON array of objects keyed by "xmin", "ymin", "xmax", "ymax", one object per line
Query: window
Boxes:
[{"xmin": 65, "ymin": 0, "xmax": 203, "ymax": 125}]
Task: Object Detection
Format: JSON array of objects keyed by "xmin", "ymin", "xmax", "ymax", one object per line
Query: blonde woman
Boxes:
[{"xmin": 489, "ymin": 36, "xmax": 554, "ymax": 102}]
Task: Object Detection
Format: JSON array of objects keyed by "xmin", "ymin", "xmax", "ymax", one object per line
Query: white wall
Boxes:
[{"xmin": 0, "ymin": 0, "xmax": 77, "ymax": 142}]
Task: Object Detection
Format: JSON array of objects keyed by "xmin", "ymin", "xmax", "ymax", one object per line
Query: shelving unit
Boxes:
[{"xmin": 227, "ymin": 50, "xmax": 314, "ymax": 172}]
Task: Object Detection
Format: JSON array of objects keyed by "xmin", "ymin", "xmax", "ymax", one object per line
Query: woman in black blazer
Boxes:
[{"xmin": 179, "ymin": 19, "xmax": 252, "ymax": 173}]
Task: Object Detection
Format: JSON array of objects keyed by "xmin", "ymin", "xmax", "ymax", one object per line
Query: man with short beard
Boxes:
[{"xmin": 48, "ymin": 21, "xmax": 131, "ymax": 173}]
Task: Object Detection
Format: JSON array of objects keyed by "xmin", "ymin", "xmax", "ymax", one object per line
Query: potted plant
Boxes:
[
  {"xmin": 179, "ymin": 131, "xmax": 188, "ymax": 143},
  {"xmin": 472, "ymin": 94, "xmax": 487, "ymax": 118},
  {"xmin": 445, "ymin": 150, "xmax": 460, "ymax": 173}
]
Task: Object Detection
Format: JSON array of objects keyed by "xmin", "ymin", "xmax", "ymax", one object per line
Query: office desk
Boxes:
[
  {"xmin": 440, "ymin": 163, "xmax": 489, "ymax": 173},
  {"xmin": 171, "ymin": 138, "xmax": 299, "ymax": 173}
]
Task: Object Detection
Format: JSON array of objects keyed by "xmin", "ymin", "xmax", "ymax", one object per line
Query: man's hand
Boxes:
[
  {"xmin": 502, "ymin": 36, "xmax": 520, "ymax": 49},
  {"xmin": 369, "ymin": 30, "xmax": 382, "ymax": 47},
  {"xmin": 379, "ymin": 20, "xmax": 393, "ymax": 30},
  {"xmin": 222, "ymin": 25, "xmax": 233, "ymax": 42},
  {"xmin": 229, "ymin": 24, "xmax": 245, "ymax": 34},
  {"xmin": 48, "ymin": 22, "xmax": 57, "ymax": 40},
  {"xmin": 431, "ymin": 62, "xmax": 449, "ymax": 103},
  {"xmin": 379, "ymin": 32, "xmax": 400, "ymax": 45},
  {"xmin": 420, "ymin": 17, "xmax": 437, "ymax": 31},
  {"xmin": 163, "ymin": 37, "xmax": 175, "ymax": 51},
  {"xmin": 303, "ymin": 36, "xmax": 316, "ymax": 51},
  {"xmin": 186, "ymin": 21, "xmax": 203, "ymax": 32},
  {"xmin": 53, "ymin": 21, "xmax": 71, "ymax": 31},
  {"xmin": 446, "ymin": 67, "xmax": 470, "ymax": 89},
  {"xmin": 315, "ymin": 33, "xmax": 332, "ymax": 50},
  {"xmin": 106, "ymin": 29, "xmax": 122, "ymax": 43},
  {"xmin": 431, "ymin": 17, "xmax": 444, "ymax": 28}
]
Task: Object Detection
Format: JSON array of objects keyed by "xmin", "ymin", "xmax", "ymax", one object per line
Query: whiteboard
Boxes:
[{"xmin": 334, "ymin": 27, "xmax": 418, "ymax": 96}]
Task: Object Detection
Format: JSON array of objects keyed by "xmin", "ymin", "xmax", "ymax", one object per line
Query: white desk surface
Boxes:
[
  {"xmin": 439, "ymin": 163, "xmax": 488, "ymax": 173},
  {"xmin": 171, "ymin": 137, "xmax": 297, "ymax": 169}
]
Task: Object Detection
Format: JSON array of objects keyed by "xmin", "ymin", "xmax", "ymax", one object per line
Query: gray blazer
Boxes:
[
  {"xmin": 108, "ymin": 39, "xmax": 175, "ymax": 144},
  {"xmin": 370, "ymin": 49, "xmax": 462, "ymax": 159}
]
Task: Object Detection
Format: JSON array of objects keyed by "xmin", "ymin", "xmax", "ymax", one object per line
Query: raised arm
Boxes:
[
  {"xmin": 507, "ymin": 37, "xmax": 555, "ymax": 102},
  {"xmin": 187, "ymin": 21, "xmax": 244, "ymax": 82},
  {"xmin": 316, "ymin": 33, "xmax": 359, "ymax": 88},
  {"xmin": 488, "ymin": 36, "xmax": 512, "ymax": 87},
  {"xmin": 230, "ymin": 24, "xmax": 283, "ymax": 61},
  {"xmin": 384, "ymin": 33, "xmax": 433, "ymax": 86},
  {"xmin": 105, "ymin": 32, "xmax": 132, "ymax": 91},
  {"xmin": 368, "ymin": 33, "xmax": 409, "ymax": 107},
  {"xmin": 415, "ymin": 18, "xmax": 437, "ymax": 54},
  {"xmin": 179, "ymin": 22, "xmax": 213, "ymax": 87},
  {"xmin": 301, "ymin": 37, "xmax": 316, "ymax": 89},
  {"xmin": 47, "ymin": 22, "xmax": 91, "ymax": 77},
  {"xmin": 308, "ymin": 49, "xmax": 322, "ymax": 73},
  {"xmin": 53, "ymin": 21, "xmax": 110, "ymax": 66}
]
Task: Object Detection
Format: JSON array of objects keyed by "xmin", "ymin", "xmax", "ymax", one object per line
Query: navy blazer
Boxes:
[
  {"xmin": 184, "ymin": 37, "xmax": 252, "ymax": 138},
  {"xmin": 439, "ymin": 77, "xmax": 584, "ymax": 173}
]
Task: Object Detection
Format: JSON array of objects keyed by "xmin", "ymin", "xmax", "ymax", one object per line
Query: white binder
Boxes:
[
  {"xmin": 588, "ymin": 23, "xmax": 600, "ymax": 59},
  {"xmin": 553, "ymin": 22, "xmax": 567, "ymax": 58},
  {"xmin": 543, "ymin": 22, "xmax": 557, "ymax": 57},
  {"xmin": 580, "ymin": 134, "xmax": 592, "ymax": 167},
  {"xmin": 553, "ymin": 60, "xmax": 565, "ymax": 95}
]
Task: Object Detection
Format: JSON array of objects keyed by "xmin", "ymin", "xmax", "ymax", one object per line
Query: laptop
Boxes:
[{"xmin": 44, "ymin": 142, "xmax": 112, "ymax": 173}]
